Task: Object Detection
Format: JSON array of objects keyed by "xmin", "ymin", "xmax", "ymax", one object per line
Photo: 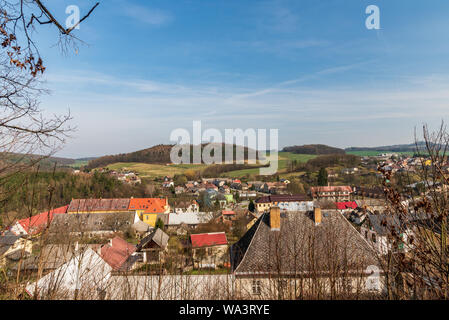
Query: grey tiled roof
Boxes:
[
  {"xmin": 0, "ymin": 234, "xmax": 20, "ymax": 256},
  {"xmin": 231, "ymin": 210, "xmax": 378, "ymax": 275},
  {"xmin": 136, "ymin": 228, "xmax": 169, "ymax": 251}
]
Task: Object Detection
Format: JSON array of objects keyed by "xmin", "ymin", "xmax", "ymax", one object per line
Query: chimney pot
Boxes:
[
  {"xmin": 270, "ymin": 207, "xmax": 281, "ymax": 231},
  {"xmin": 314, "ymin": 207, "xmax": 322, "ymax": 226}
]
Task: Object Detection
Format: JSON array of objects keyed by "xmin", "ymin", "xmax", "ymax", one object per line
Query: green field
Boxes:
[
  {"xmin": 221, "ymin": 152, "xmax": 316, "ymax": 178},
  {"xmin": 106, "ymin": 162, "xmax": 209, "ymax": 178},
  {"xmin": 68, "ymin": 160, "xmax": 90, "ymax": 169},
  {"xmin": 346, "ymin": 150, "xmax": 416, "ymax": 157}
]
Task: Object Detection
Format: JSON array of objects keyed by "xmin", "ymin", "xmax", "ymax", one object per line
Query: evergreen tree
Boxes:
[
  {"xmin": 317, "ymin": 167, "xmax": 328, "ymax": 186},
  {"xmin": 155, "ymin": 218, "xmax": 164, "ymax": 230},
  {"xmin": 248, "ymin": 199, "xmax": 255, "ymax": 212}
]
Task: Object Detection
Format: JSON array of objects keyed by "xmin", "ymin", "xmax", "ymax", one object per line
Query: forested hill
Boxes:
[
  {"xmin": 282, "ymin": 144, "xmax": 345, "ymax": 155},
  {"xmin": 86, "ymin": 144, "xmax": 260, "ymax": 170},
  {"xmin": 345, "ymin": 141, "xmax": 432, "ymax": 153}
]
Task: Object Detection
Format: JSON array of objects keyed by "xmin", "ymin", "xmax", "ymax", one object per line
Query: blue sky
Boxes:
[{"xmin": 35, "ymin": 0, "xmax": 449, "ymax": 158}]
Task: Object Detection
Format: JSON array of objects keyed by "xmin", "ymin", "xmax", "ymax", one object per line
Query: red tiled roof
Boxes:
[
  {"xmin": 336, "ymin": 201, "xmax": 358, "ymax": 210},
  {"xmin": 191, "ymin": 232, "xmax": 228, "ymax": 248},
  {"xmin": 100, "ymin": 236, "xmax": 136, "ymax": 270},
  {"xmin": 17, "ymin": 205, "xmax": 68, "ymax": 235},
  {"xmin": 128, "ymin": 198, "xmax": 168, "ymax": 213},
  {"xmin": 222, "ymin": 210, "xmax": 235, "ymax": 216}
]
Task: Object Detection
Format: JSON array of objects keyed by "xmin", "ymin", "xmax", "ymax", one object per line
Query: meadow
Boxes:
[{"xmin": 103, "ymin": 152, "xmax": 316, "ymax": 179}]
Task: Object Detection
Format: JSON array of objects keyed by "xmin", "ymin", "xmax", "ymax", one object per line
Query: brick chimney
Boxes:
[
  {"xmin": 270, "ymin": 207, "xmax": 281, "ymax": 231},
  {"xmin": 314, "ymin": 207, "xmax": 322, "ymax": 226}
]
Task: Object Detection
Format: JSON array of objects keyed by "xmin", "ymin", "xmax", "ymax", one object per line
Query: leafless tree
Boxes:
[
  {"xmin": 378, "ymin": 122, "xmax": 449, "ymax": 299},
  {"xmin": 0, "ymin": 1, "xmax": 100, "ymax": 201}
]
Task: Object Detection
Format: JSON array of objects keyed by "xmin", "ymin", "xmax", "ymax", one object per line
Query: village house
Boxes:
[
  {"xmin": 135, "ymin": 228, "xmax": 169, "ymax": 264},
  {"xmin": 230, "ymin": 207, "xmax": 383, "ymax": 299},
  {"xmin": 216, "ymin": 210, "xmax": 236, "ymax": 227},
  {"xmin": 68, "ymin": 198, "xmax": 130, "ymax": 214},
  {"xmin": 310, "ymin": 186, "xmax": 353, "ymax": 201},
  {"xmin": 128, "ymin": 198, "xmax": 170, "ymax": 227},
  {"xmin": 11, "ymin": 244, "xmax": 99, "ymax": 274},
  {"xmin": 353, "ymin": 186, "xmax": 384, "ymax": 199},
  {"xmin": 246, "ymin": 212, "xmax": 261, "ymax": 231},
  {"xmin": 348, "ymin": 208, "xmax": 368, "ymax": 225},
  {"xmin": 166, "ymin": 212, "xmax": 212, "ymax": 233},
  {"xmin": 131, "ymin": 220, "xmax": 151, "ymax": 238},
  {"xmin": 341, "ymin": 167, "xmax": 359, "ymax": 175},
  {"xmin": 26, "ymin": 247, "xmax": 112, "ymax": 299},
  {"xmin": 0, "ymin": 233, "xmax": 33, "ymax": 267},
  {"xmin": 172, "ymin": 200, "xmax": 199, "ymax": 214},
  {"xmin": 190, "ymin": 232, "xmax": 229, "ymax": 269},
  {"xmin": 115, "ymin": 172, "xmax": 141, "ymax": 185},
  {"xmin": 360, "ymin": 213, "xmax": 414, "ymax": 255},
  {"xmin": 174, "ymin": 186, "xmax": 185, "ymax": 194},
  {"xmin": 100, "ymin": 236, "xmax": 137, "ymax": 271},
  {"xmin": 162, "ymin": 176, "xmax": 174, "ymax": 188},
  {"xmin": 335, "ymin": 201, "xmax": 358, "ymax": 213},
  {"xmin": 10, "ymin": 205, "xmax": 69, "ymax": 236},
  {"xmin": 255, "ymin": 194, "xmax": 313, "ymax": 213},
  {"xmin": 49, "ymin": 212, "xmax": 135, "ymax": 239}
]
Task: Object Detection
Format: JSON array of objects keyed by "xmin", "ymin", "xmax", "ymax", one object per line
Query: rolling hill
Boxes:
[
  {"xmin": 85, "ymin": 143, "xmax": 260, "ymax": 170},
  {"xmin": 282, "ymin": 144, "xmax": 345, "ymax": 155},
  {"xmin": 345, "ymin": 141, "xmax": 436, "ymax": 155}
]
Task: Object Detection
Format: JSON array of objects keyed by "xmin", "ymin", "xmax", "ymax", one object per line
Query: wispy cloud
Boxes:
[
  {"xmin": 257, "ymin": 0, "xmax": 301, "ymax": 33},
  {"xmin": 123, "ymin": 4, "xmax": 173, "ymax": 26},
  {"xmin": 43, "ymin": 69, "xmax": 449, "ymax": 157}
]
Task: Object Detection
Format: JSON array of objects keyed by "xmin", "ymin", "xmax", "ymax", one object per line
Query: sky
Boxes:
[{"xmin": 32, "ymin": 0, "xmax": 449, "ymax": 158}]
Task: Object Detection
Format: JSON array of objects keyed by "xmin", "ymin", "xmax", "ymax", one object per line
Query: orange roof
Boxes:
[{"xmin": 128, "ymin": 198, "xmax": 168, "ymax": 213}]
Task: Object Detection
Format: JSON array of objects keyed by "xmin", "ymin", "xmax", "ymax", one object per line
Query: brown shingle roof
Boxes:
[
  {"xmin": 231, "ymin": 210, "xmax": 378, "ymax": 276},
  {"xmin": 255, "ymin": 194, "xmax": 311, "ymax": 204},
  {"xmin": 68, "ymin": 198, "xmax": 130, "ymax": 213}
]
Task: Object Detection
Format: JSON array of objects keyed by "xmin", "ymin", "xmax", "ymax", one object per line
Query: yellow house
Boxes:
[
  {"xmin": 141, "ymin": 213, "xmax": 160, "ymax": 227},
  {"xmin": 129, "ymin": 198, "xmax": 170, "ymax": 227}
]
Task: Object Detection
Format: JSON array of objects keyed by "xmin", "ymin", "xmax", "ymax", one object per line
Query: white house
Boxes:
[{"xmin": 26, "ymin": 247, "xmax": 112, "ymax": 299}]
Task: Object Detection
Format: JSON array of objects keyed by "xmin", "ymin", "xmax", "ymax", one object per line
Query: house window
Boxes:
[
  {"xmin": 252, "ymin": 280, "xmax": 261, "ymax": 295},
  {"xmin": 207, "ymin": 247, "xmax": 213, "ymax": 255}
]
